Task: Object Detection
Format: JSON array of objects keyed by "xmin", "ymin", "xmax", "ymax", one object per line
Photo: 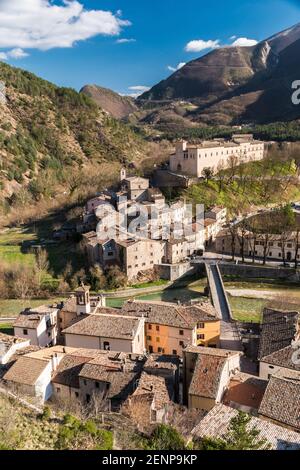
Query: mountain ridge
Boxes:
[{"xmin": 136, "ymin": 22, "xmax": 300, "ymax": 125}]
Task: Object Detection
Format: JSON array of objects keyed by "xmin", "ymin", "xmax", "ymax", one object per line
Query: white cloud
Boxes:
[
  {"xmin": 185, "ymin": 39, "xmax": 220, "ymax": 52},
  {"xmin": 116, "ymin": 38, "xmax": 136, "ymax": 44},
  {"xmin": 167, "ymin": 62, "xmax": 186, "ymax": 72},
  {"xmin": 127, "ymin": 85, "xmax": 150, "ymax": 98},
  {"xmin": 231, "ymin": 37, "xmax": 258, "ymax": 47},
  {"xmin": 0, "ymin": 47, "xmax": 29, "ymax": 60},
  {"xmin": 128, "ymin": 86, "xmax": 150, "ymax": 92},
  {"xmin": 230, "ymin": 35, "xmax": 237, "ymax": 40},
  {"xmin": 0, "ymin": 0, "xmax": 130, "ymax": 52}
]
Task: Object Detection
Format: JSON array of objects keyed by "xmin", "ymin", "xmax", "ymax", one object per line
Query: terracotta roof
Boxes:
[
  {"xmin": 79, "ymin": 353, "xmax": 145, "ymax": 402},
  {"xmin": 52, "ymin": 354, "xmax": 92, "ymax": 389},
  {"xmin": 222, "ymin": 372, "xmax": 267, "ymax": 410},
  {"xmin": 14, "ymin": 314, "xmax": 43, "ymax": 329},
  {"xmin": 14, "ymin": 305, "xmax": 58, "ymax": 329},
  {"xmin": 144, "ymin": 354, "xmax": 180, "ymax": 371},
  {"xmin": 258, "ymin": 369, "xmax": 300, "ymax": 430},
  {"xmin": 260, "ymin": 345, "xmax": 300, "ymax": 371},
  {"xmin": 62, "ymin": 314, "xmax": 142, "ymax": 340},
  {"xmin": 120, "ymin": 300, "xmax": 218, "ymax": 329},
  {"xmin": 132, "ymin": 372, "xmax": 172, "ymax": 410},
  {"xmin": 184, "ymin": 345, "xmax": 240, "ymax": 357},
  {"xmin": 60, "ymin": 296, "xmax": 77, "ymax": 314},
  {"xmin": 258, "ymin": 308, "xmax": 299, "ymax": 360},
  {"xmin": 189, "ymin": 354, "xmax": 228, "ymax": 399},
  {"xmin": 3, "ymin": 356, "xmax": 48, "ymax": 386},
  {"xmin": 192, "ymin": 404, "xmax": 300, "ymax": 450}
]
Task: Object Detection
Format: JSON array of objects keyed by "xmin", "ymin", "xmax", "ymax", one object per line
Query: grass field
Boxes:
[
  {"xmin": 0, "ymin": 297, "xmax": 67, "ymax": 317},
  {"xmin": 0, "ymin": 323, "xmax": 13, "ymax": 334},
  {"xmin": 228, "ymin": 296, "xmax": 266, "ymax": 323},
  {"xmin": 0, "ymin": 225, "xmax": 84, "ymax": 288}
]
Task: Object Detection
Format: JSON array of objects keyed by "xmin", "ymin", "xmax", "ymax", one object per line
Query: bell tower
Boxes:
[
  {"xmin": 75, "ymin": 283, "xmax": 91, "ymax": 315},
  {"xmin": 120, "ymin": 167, "xmax": 127, "ymax": 181}
]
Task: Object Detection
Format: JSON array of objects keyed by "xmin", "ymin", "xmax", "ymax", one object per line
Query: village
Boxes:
[{"xmin": 1, "ymin": 134, "xmax": 300, "ymax": 450}]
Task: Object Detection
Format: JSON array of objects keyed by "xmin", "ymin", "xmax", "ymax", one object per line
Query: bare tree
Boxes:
[{"xmin": 34, "ymin": 248, "xmax": 49, "ymax": 288}]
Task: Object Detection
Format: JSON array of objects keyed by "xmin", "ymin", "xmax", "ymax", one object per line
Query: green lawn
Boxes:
[
  {"xmin": 0, "ymin": 323, "xmax": 13, "ymax": 335},
  {"xmin": 0, "ymin": 297, "xmax": 67, "ymax": 317},
  {"xmin": 0, "ymin": 226, "xmax": 84, "ymax": 288},
  {"xmin": 228, "ymin": 296, "xmax": 266, "ymax": 323}
]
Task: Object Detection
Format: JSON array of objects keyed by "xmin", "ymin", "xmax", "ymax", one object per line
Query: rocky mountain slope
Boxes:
[
  {"xmin": 138, "ymin": 22, "xmax": 300, "ymax": 125},
  {"xmin": 80, "ymin": 84, "xmax": 137, "ymax": 119},
  {"xmin": 0, "ymin": 62, "xmax": 146, "ymax": 199}
]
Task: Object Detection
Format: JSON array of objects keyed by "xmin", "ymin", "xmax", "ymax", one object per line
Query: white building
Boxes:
[
  {"xmin": 3, "ymin": 346, "xmax": 74, "ymax": 403},
  {"xmin": 0, "ymin": 332, "xmax": 30, "ymax": 365},
  {"xmin": 14, "ymin": 305, "xmax": 59, "ymax": 347},
  {"xmin": 170, "ymin": 135, "xmax": 265, "ymax": 177},
  {"xmin": 62, "ymin": 313, "xmax": 145, "ymax": 354}
]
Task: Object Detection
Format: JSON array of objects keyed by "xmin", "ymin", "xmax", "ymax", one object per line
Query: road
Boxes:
[{"xmin": 199, "ymin": 251, "xmax": 295, "ymax": 268}]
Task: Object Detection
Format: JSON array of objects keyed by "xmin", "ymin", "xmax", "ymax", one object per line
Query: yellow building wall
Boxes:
[
  {"xmin": 196, "ymin": 320, "xmax": 220, "ymax": 348},
  {"xmin": 188, "ymin": 394, "xmax": 216, "ymax": 411},
  {"xmin": 145, "ymin": 324, "xmax": 172, "ymax": 354},
  {"xmin": 144, "ymin": 320, "xmax": 220, "ymax": 355}
]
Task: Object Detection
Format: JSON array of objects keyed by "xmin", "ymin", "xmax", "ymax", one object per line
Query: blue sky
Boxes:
[{"xmin": 0, "ymin": 0, "xmax": 299, "ymax": 94}]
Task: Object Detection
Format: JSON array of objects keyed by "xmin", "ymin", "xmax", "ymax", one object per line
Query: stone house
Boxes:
[
  {"xmin": 258, "ymin": 308, "xmax": 300, "ymax": 379},
  {"xmin": 258, "ymin": 369, "xmax": 300, "ymax": 432},
  {"xmin": 170, "ymin": 136, "xmax": 265, "ymax": 177},
  {"xmin": 62, "ymin": 312, "xmax": 145, "ymax": 354},
  {"xmin": 183, "ymin": 346, "xmax": 242, "ymax": 411},
  {"xmin": 216, "ymin": 229, "xmax": 300, "ymax": 263},
  {"xmin": 3, "ymin": 346, "xmax": 73, "ymax": 403},
  {"xmin": 14, "ymin": 305, "xmax": 59, "ymax": 347},
  {"xmin": 119, "ymin": 300, "xmax": 221, "ymax": 356},
  {"xmin": 52, "ymin": 350, "xmax": 180, "ymax": 415}
]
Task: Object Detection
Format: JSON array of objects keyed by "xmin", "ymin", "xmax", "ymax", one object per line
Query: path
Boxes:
[{"xmin": 205, "ymin": 263, "xmax": 243, "ymax": 351}]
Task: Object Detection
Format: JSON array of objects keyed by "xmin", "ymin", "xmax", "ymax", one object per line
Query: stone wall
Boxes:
[{"xmin": 218, "ymin": 263, "xmax": 300, "ymax": 282}]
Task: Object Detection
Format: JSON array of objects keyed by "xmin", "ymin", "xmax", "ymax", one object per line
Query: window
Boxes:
[
  {"xmin": 148, "ymin": 324, "xmax": 152, "ymax": 330},
  {"xmin": 156, "ymin": 337, "xmax": 160, "ymax": 343},
  {"xmin": 83, "ymin": 380, "xmax": 87, "ymax": 386},
  {"xmin": 156, "ymin": 325, "xmax": 160, "ymax": 332},
  {"xmin": 158, "ymin": 347, "xmax": 162, "ymax": 353},
  {"xmin": 197, "ymin": 323, "xmax": 205, "ymax": 329},
  {"xmin": 23, "ymin": 329, "xmax": 28, "ymax": 335},
  {"xmin": 198, "ymin": 334, "xmax": 205, "ymax": 340},
  {"xmin": 75, "ymin": 392, "xmax": 79, "ymax": 398},
  {"xmin": 56, "ymin": 387, "xmax": 61, "ymax": 393},
  {"xmin": 86, "ymin": 394, "xmax": 91, "ymax": 404},
  {"xmin": 104, "ymin": 342, "xmax": 110, "ymax": 351},
  {"xmin": 269, "ymin": 365, "xmax": 274, "ymax": 369},
  {"xmin": 179, "ymin": 330, "xmax": 184, "ymax": 336},
  {"xmin": 172, "ymin": 350, "xmax": 177, "ymax": 355},
  {"xmin": 95, "ymin": 382, "xmax": 100, "ymax": 389},
  {"xmin": 179, "ymin": 341, "xmax": 184, "ymax": 347},
  {"xmin": 147, "ymin": 336, "xmax": 152, "ymax": 341},
  {"xmin": 108, "ymin": 251, "xmax": 114, "ymax": 257}
]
